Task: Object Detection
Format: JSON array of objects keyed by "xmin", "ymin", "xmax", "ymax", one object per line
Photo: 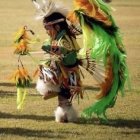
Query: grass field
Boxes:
[{"xmin": 0, "ymin": 0, "xmax": 140, "ymax": 140}]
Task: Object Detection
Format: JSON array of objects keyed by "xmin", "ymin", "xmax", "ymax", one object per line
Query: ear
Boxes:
[{"xmin": 54, "ymin": 25, "xmax": 60, "ymax": 32}]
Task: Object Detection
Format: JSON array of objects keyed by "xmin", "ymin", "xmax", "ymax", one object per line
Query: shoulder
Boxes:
[{"xmin": 59, "ymin": 35, "xmax": 73, "ymax": 51}]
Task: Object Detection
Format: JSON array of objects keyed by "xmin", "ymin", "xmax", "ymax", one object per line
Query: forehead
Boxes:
[{"xmin": 43, "ymin": 22, "xmax": 54, "ymax": 30}]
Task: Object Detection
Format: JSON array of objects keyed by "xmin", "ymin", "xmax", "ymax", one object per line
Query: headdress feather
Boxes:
[{"xmin": 32, "ymin": 0, "xmax": 69, "ymax": 20}]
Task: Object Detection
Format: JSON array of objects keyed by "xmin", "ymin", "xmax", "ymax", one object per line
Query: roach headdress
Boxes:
[{"xmin": 32, "ymin": 0, "xmax": 69, "ymax": 20}]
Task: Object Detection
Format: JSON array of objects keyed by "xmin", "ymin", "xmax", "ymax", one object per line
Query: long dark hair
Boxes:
[{"xmin": 43, "ymin": 12, "xmax": 75, "ymax": 37}]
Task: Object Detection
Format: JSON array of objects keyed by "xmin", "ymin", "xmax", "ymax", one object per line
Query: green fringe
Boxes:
[
  {"xmin": 17, "ymin": 88, "xmax": 27, "ymax": 110},
  {"xmin": 75, "ymin": 3, "xmax": 129, "ymax": 123}
]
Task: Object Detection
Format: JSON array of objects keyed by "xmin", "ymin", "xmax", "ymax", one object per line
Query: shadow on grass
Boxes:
[
  {"xmin": 0, "ymin": 82, "xmax": 15, "ymax": 87},
  {"xmin": 0, "ymin": 82, "xmax": 36, "ymax": 97},
  {"xmin": 108, "ymin": 119, "xmax": 140, "ymax": 129},
  {"xmin": 0, "ymin": 82, "xmax": 36, "ymax": 88},
  {"xmin": 0, "ymin": 112, "xmax": 140, "ymax": 129},
  {"xmin": 0, "ymin": 127, "xmax": 84, "ymax": 139},
  {"xmin": 0, "ymin": 90, "xmax": 40, "ymax": 97},
  {"xmin": 0, "ymin": 90, "xmax": 16, "ymax": 97},
  {"xmin": 0, "ymin": 112, "xmax": 54, "ymax": 121},
  {"xmin": 0, "ymin": 127, "xmax": 65, "ymax": 139},
  {"xmin": 77, "ymin": 118, "xmax": 140, "ymax": 129}
]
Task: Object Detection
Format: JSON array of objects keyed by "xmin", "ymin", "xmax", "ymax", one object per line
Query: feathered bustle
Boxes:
[{"xmin": 71, "ymin": 0, "xmax": 129, "ymax": 123}]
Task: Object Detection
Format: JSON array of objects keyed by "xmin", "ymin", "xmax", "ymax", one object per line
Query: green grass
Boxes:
[
  {"xmin": 0, "ymin": 0, "xmax": 140, "ymax": 140},
  {"xmin": 0, "ymin": 91, "xmax": 140, "ymax": 140}
]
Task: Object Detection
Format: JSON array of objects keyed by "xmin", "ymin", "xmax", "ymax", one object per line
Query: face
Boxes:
[{"xmin": 43, "ymin": 23, "xmax": 57, "ymax": 39}]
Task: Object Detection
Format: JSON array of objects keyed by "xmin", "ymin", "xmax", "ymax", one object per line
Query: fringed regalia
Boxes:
[
  {"xmin": 67, "ymin": 0, "xmax": 129, "ymax": 123},
  {"xmin": 31, "ymin": 3, "xmax": 83, "ymax": 120},
  {"xmin": 26, "ymin": 0, "xmax": 129, "ymax": 123},
  {"xmin": 11, "ymin": 26, "xmax": 37, "ymax": 110}
]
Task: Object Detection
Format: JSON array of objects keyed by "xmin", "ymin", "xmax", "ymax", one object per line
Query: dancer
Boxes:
[
  {"xmin": 32, "ymin": 0, "xmax": 129, "ymax": 123},
  {"xmin": 33, "ymin": 0, "xmax": 82, "ymax": 122}
]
